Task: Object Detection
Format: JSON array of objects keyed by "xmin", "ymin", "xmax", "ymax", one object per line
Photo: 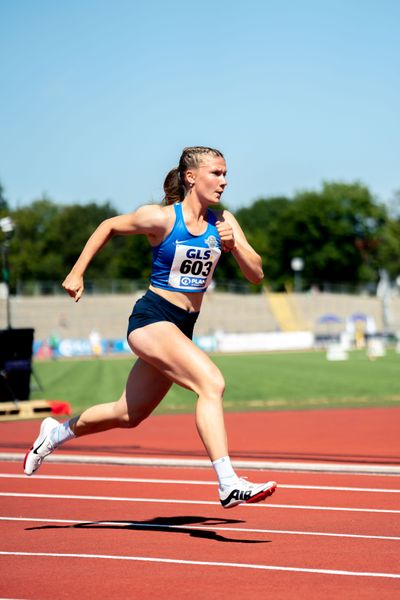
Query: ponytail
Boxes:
[{"xmin": 163, "ymin": 167, "xmax": 185, "ymax": 205}]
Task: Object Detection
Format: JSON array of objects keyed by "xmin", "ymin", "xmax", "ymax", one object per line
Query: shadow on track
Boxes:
[{"xmin": 25, "ymin": 514, "xmax": 270, "ymax": 544}]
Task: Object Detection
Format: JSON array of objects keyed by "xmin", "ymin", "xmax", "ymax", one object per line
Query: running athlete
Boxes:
[{"xmin": 24, "ymin": 146, "xmax": 277, "ymax": 508}]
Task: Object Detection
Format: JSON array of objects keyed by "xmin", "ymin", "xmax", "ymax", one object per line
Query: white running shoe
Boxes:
[
  {"xmin": 219, "ymin": 478, "xmax": 277, "ymax": 509},
  {"xmin": 23, "ymin": 417, "xmax": 59, "ymax": 476}
]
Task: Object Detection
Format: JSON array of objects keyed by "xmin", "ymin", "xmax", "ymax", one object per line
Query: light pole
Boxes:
[
  {"xmin": 291, "ymin": 256, "xmax": 304, "ymax": 293},
  {"xmin": 0, "ymin": 217, "xmax": 15, "ymax": 329}
]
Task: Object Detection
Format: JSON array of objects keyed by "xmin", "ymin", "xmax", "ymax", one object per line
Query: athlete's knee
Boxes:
[
  {"xmin": 199, "ymin": 368, "xmax": 225, "ymax": 401},
  {"xmin": 116, "ymin": 400, "xmax": 153, "ymax": 428},
  {"xmin": 117, "ymin": 411, "xmax": 145, "ymax": 428}
]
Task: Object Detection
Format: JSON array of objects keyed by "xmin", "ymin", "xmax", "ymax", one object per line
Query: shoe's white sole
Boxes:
[{"xmin": 246, "ymin": 482, "xmax": 277, "ymax": 504}]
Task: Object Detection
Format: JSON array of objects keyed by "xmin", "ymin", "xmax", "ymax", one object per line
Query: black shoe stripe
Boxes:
[{"xmin": 33, "ymin": 440, "xmax": 46, "ymax": 455}]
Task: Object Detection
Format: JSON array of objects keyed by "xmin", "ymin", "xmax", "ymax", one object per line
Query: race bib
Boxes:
[{"xmin": 168, "ymin": 244, "xmax": 221, "ymax": 291}]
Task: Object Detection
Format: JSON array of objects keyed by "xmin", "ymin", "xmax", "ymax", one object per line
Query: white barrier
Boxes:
[
  {"xmin": 214, "ymin": 331, "xmax": 314, "ymax": 353},
  {"xmin": 367, "ymin": 339, "xmax": 386, "ymax": 358},
  {"xmin": 326, "ymin": 344, "xmax": 349, "ymax": 361}
]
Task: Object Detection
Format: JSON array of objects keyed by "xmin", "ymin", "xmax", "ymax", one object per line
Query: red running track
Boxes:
[
  {"xmin": 1, "ymin": 460, "xmax": 400, "ymax": 599},
  {"xmin": 1, "ymin": 406, "xmax": 400, "ymax": 464},
  {"xmin": 0, "ymin": 406, "xmax": 399, "ymax": 599}
]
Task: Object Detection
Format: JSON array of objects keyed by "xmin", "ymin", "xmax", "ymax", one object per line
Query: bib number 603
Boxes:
[{"xmin": 180, "ymin": 259, "xmax": 212, "ymax": 277}]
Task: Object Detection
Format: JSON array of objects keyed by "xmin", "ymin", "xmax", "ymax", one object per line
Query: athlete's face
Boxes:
[{"xmin": 187, "ymin": 156, "xmax": 228, "ymax": 204}]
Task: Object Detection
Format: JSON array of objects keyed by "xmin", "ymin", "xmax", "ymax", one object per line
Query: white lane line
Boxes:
[
  {"xmin": 282, "ymin": 484, "xmax": 400, "ymax": 493},
  {"xmin": 1, "ymin": 492, "xmax": 399, "ymax": 513},
  {"xmin": 2, "ymin": 453, "xmax": 400, "ymax": 475},
  {"xmin": 0, "ymin": 551, "xmax": 399, "ymax": 579},
  {"xmin": 1, "ymin": 516, "xmax": 400, "ymax": 541},
  {"xmin": 1, "ymin": 473, "xmax": 399, "ymax": 493}
]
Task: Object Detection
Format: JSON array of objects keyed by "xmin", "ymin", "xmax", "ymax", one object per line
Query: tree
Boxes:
[
  {"xmin": 8, "ymin": 198, "xmax": 127, "ymax": 287},
  {"xmin": 233, "ymin": 183, "xmax": 388, "ymax": 290},
  {"xmin": 48, "ymin": 201, "xmax": 120, "ymax": 279},
  {"xmin": 0, "ymin": 180, "xmax": 8, "ymax": 212},
  {"xmin": 112, "ymin": 233, "xmax": 152, "ymax": 282},
  {"xmin": 235, "ymin": 197, "xmax": 291, "ymax": 288},
  {"xmin": 6, "ymin": 197, "xmax": 168, "ymax": 286},
  {"xmin": 378, "ymin": 190, "xmax": 400, "ymax": 280},
  {"xmin": 8, "ymin": 197, "xmax": 62, "ymax": 286},
  {"xmin": 283, "ymin": 182, "xmax": 386, "ymax": 288}
]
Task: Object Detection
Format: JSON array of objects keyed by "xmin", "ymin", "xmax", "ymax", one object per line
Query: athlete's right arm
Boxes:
[{"xmin": 62, "ymin": 205, "xmax": 166, "ymax": 302}]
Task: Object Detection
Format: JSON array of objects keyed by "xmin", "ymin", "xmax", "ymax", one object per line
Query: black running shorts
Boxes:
[{"xmin": 127, "ymin": 289, "xmax": 199, "ymax": 340}]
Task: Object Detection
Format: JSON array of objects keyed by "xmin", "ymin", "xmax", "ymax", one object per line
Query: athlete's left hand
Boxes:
[{"xmin": 216, "ymin": 220, "xmax": 236, "ymax": 252}]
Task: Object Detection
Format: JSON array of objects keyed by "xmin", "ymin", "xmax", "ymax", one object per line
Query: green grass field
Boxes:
[{"xmin": 30, "ymin": 349, "xmax": 400, "ymax": 416}]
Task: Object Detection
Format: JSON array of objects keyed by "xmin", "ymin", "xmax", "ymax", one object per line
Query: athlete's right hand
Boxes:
[{"xmin": 62, "ymin": 272, "xmax": 84, "ymax": 302}]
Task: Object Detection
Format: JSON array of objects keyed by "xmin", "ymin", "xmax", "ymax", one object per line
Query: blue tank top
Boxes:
[{"xmin": 150, "ymin": 202, "xmax": 222, "ymax": 293}]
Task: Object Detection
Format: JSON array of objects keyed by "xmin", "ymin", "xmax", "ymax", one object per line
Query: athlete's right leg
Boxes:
[
  {"xmin": 24, "ymin": 358, "xmax": 172, "ymax": 475},
  {"xmin": 129, "ymin": 321, "xmax": 229, "ymax": 462},
  {"xmin": 129, "ymin": 322, "xmax": 277, "ymax": 508}
]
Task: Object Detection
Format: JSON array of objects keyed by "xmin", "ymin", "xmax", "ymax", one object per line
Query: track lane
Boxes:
[
  {"xmin": 2, "ymin": 407, "xmax": 399, "ymax": 466},
  {"xmin": 3, "ymin": 516, "xmax": 400, "ymax": 541},
  {"xmin": 2, "ymin": 462, "xmax": 400, "ymax": 538},
  {"xmin": 1, "ymin": 516, "xmax": 399, "ymax": 576},
  {"xmin": 1, "ymin": 554, "xmax": 399, "ymax": 600},
  {"xmin": 3, "ymin": 458, "xmax": 400, "ymax": 489},
  {"xmin": 1, "ymin": 494, "xmax": 399, "ymax": 539},
  {"xmin": 3, "ymin": 472, "xmax": 400, "ymax": 512}
]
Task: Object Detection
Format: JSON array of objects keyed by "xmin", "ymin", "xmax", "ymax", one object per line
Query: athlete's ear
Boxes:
[{"xmin": 185, "ymin": 169, "xmax": 196, "ymax": 187}]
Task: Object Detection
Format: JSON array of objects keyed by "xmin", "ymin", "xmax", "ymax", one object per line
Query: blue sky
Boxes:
[{"xmin": 1, "ymin": 0, "xmax": 399, "ymax": 214}]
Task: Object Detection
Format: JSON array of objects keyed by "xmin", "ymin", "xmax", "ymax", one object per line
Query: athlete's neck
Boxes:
[{"xmin": 181, "ymin": 198, "xmax": 210, "ymax": 235}]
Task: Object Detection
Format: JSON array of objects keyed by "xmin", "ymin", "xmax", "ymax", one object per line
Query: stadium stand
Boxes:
[
  {"xmin": 1, "ymin": 290, "xmax": 399, "ymax": 344},
  {"xmin": 264, "ymin": 291, "xmax": 309, "ymax": 331}
]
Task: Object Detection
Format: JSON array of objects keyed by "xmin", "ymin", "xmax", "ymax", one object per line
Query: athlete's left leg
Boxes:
[
  {"xmin": 24, "ymin": 358, "xmax": 172, "ymax": 475},
  {"xmin": 70, "ymin": 357, "xmax": 173, "ymax": 436}
]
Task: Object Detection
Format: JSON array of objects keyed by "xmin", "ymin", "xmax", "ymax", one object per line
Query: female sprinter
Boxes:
[{"xmin": 24, "ymin": 146, "xmax": 277, "ymax": 509}]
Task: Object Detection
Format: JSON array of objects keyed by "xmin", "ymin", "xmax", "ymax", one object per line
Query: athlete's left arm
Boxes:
[{"xmin": 216, "ymin": 210, "xmax": 264, "ymax": 284}]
